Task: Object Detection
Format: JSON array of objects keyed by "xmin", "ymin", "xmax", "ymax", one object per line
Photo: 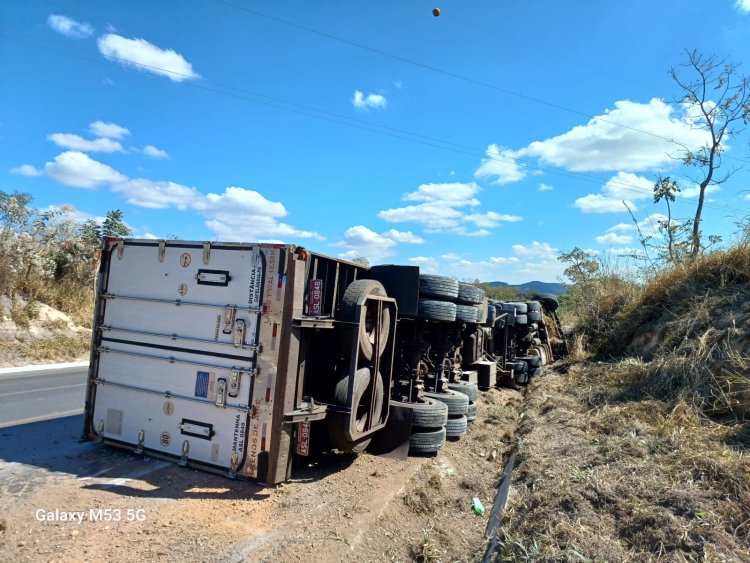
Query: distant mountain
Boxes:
[{"xmin": 485, "ymin": 280, "xmax": 567, "ymax": 295}]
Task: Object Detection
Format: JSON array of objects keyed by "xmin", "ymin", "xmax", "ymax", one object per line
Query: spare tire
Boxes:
[
  {"xmin": 418, "ymin": 299, "xmax": 456, "ymax": 322},
  {"xmin": 455, "ymin": 304, "xmax": 478, "ymax": 323},
  {"xmin": 328, "ymin": 367, "xmax": 384, "ymax": 453},
  {"xmin": 424, "ymin": 389, "xmax": 469, "ymax": 416},
  {"xmin": 390, "ymin": 398, "xmax": 448, "ymax": 430},
  {"xmin": 419, "ymin": 274, "xmax": 459, "ymax": 299},
  {"xmin": 457, "ymin": 282, "xmax": 485, "ymax": 304},
  {"xmin": 466, "ymin": 401, "xmax": 478, "ymax": 422},
  {"xmin": 447, "ymin": 380, "xmax": 479, "ymax": 402},
  {"xmin": 338, "ymin": 279, "xmax": 390, "ymax": 361},
  {"xmin": 446, "ymin": 415, "xmax": 468, "ymax": 439},
  {"xmin": 409, "ymin": 427, "xmax": 446, "ymax": 454}
]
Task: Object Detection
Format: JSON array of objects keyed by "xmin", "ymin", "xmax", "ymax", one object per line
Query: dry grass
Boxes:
[
  {"xmin": 0, "ymin": 333, "xmax": 90, "ymax": 365},
  {"xmin": 18, "ymin": 276, "xmax": 94, "ymax": 327},
  {"xmin": 495, "ymin": 367, "xmax": 750, "ymax": 562}
]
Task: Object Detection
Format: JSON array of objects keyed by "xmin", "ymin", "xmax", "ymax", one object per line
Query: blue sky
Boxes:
[{"xmin": 2, "ymin": 0, "xmax": 750, "ymax": 283}]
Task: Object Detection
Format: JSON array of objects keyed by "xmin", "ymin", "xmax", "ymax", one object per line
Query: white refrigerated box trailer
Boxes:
[{"xmin": 82, "ymin": 238, "xmax": 397, "ymax": 485}]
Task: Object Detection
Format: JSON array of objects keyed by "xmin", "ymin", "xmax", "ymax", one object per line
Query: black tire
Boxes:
[
  {"xmin": 513, "ymin": 360, "xmax": 527, "ymax": 373},
  {"xmin": 455, "ymin": 304, "xmax": 478, "ymax": 323},
  {"xmin": 525, "ymin": 356, "xmax": 542, "ymax": 368},
  {"xmin": 418, "ymin": 299, "xmax": 456, "ymax": 322},
  {"xmin": 457, "ymin": 282, "xmax": 485, "ymax": 305},
  {"xmin": 424, "ymin": 389, "xmax": 469, "ymax": 416},
  {"xmin": 528, "ymin": 310, "xmax": 542, "ymax": 322},
  {"xmin": 446, "ymin": 415, "xmax": 468, "ymax": 438},
  {"xmin": 526, "ymin": 301, "xmax": 542, "ymax": 312},
  {"xmin": 409, "ymin": 427, "xmax": 446, "ymax": 454},
  {"xmin": 508, "ymin": 302, "xmax": 528, "ymax": 314},
  {"xmin": 338, "ymin": 280, "xmax": 390, "ymax": 361},
  {"xmin": 515, "ymin": 313, "xmax": 528, "ymax": 325},
  {"xmin": 532, "ymin": 367, "xmax": 544, "ymax": 377},
  {"xmin": 466, "ymin": 401, "xmax": 478, "ymax": 421},
  {"xmin": 390, "ymin": 398, "xmax": 448, "ymax": 429},
  {"xmin": 447, "ymin": 381, "xmax": 479, "ymax": 402},
  {"xmin": 533, "ymin": 293, "xmax": 560, "ymax": 312},
  {"xmin": 419, "ymin": 274, "xmax": 459, "ymax": 299},
  {"xmin": 328, "ymin": 367, "xmax": 384, "ymax": 453}
]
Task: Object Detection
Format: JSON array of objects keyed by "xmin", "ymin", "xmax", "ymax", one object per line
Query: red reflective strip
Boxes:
[
  {"xmin": 265, "ymin": 387, "xmax": 271, "ymax": 402},
  {"xmin": 272, "ymin": 323, "xmax": 278, "ymax": 337}
]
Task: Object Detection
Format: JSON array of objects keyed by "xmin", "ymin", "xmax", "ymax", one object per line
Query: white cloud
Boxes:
[
  {"xmin": 680, "ymin": 184, "xmax": 720, "ymax": 198},
  {"xmin": 402, "ymin": 182, "xmax": 481, "ymax": 205},
  {"xmin": 47, "ymin": 14, "xmax": 93, "ymax": 39},
  {"xmin": 97, "ymin": 34, "xmax": 200, "ymax": 82},
  {"xmin": 352, "ymin": 90, "xmax": 387, "ymax": 110},
  {"xmin": 44, "ymin": 151, "xmax": 126, "ymax": 189},
  {"xmin": 736, "ymin": 0, "xmax": 750, "ymax": 13},
  {"xmin": 89, "ymin": 121, "xmax": 130, "ymax": 139},
  {"xmin": 574, "ymin": 193, "xmax": 634, "ymax": 214},
  {"xmin": 538, "ymin": 183, "xmax": 554, "ymax": 191},
  {"xmin": 11, "ymin": 164, "xmax": 43, "ymax": 176},
  {"xmin": 112, "ymin": 179, "xmax": 201, "ymax": 210},
  {"xmin": 516, "ymin": 99, "xmax": 711, "ymax": 172},
  {"xmin": 601, "ymin": 172, "xmax": 653, "ymax": 200},
  {"xmin": 475, "ymin": 145, "xmax": 526, "ymax": 185},
  {"xmin": 511, "ymin": 241, "xmax": 559, "ymax": 259},
  {"xmin": 47, "ymin": 133, "xmax": 124, "ymax": 153},
  {"xmin": 379, "ymin": 182, "xmax": 480, "ymax": 230},
  {"xmin": 489, "ymin": 256, "xmax": 520, "ymax": 264},
  {"xmin": 595, "ymin": 232, "xmax": 633, "ymax": 245},
  {"xmin": 409, "ymin": 256, "xmax": 437, "ymax": 264},
  {"xmin": 607, "ymin": 222, "xmax": 635, "ymax": 233},
  {"xmin": 334, "ymin": 226, "xmax": 422, "ymax": 262},
  {"xmin": 440, "ymin": 253, "xmax": 461, "ymax": 261},
  {"xmin": 142, "ymin": 145, "xmax": 169, "ymax": 159},
  {"xmin": 464, "ymin": 211, "xmax": 523, "ymax": 228},
  {"xmin": 195, "ymin": 187, "xmax": 322, "ymax": 242}
]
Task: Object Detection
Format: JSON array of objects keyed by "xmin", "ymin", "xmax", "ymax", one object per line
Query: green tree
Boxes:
[
  {"xmin": 101, "ymin": 210, "xmax": 132, "ymax": 238},
  {"xmin": 670, "ymin": 50, "xmax": 750, "ymax": 255},
  {"xmin": 558, "ymin": 247, "xmax": 599, "ymax": 285}
]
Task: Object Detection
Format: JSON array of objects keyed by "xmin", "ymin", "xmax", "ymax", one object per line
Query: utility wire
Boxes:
[
  {"xmin": 210, "ymin": 0, "xmax": 750, "ymax": 168},
  {"xmin": 1, "ymin": 33, "xmax": 746, "ymax": 219}
]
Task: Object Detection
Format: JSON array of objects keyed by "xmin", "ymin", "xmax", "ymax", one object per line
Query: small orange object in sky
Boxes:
[{"xmin": 432, "ymin": 8, "xmax": 441, "ymax": 17}]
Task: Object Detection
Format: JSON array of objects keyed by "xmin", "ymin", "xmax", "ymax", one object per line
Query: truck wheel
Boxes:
[
  {"xmin": 390, "ymin": 398, "xmax": 448, "ymax": 429},
  {"xmin": 445, "ymin": 415, "xmax": 468, "ymax": 439},
  {"xmin": 532, "ymin": 293, "xmax": 559, "ymax": 312},
  {"xmin": 424, "ymin": 389, "xmax": 469, "ymax": 416},
  {"xmin": 447, "ymin": 381, "xmax": 479, "ymax": 402},
  {"xmin": 456, "ymin": 282, "xmax": 485, "ymax": 304},
  {"xmin": 418, "ymin": 299, "xmax": 457, "ymax": 322},
  {"xmin": 466, "ymin": 401, "xmax": 478, "ymax": 421},
  {"xmin": 508, "ymin": 302, "xmax": 528, "ymax": 314},
  {"xmin": 419, "ymin": 274, "xmax": 459, "ymax": 299},
  {"xmin": 475, "ymin": 301, "xmax": 488, "ymax": 324},
  {"xmin": 328, "ymin": 367, "xmax": 384, "ymax": 453},
  {"xmin": 515, "ymin": 314, "xmax": 528, "ymax": 325},
  {"xmin": 532, "ymin": 367, "xmax": 544, "ymax": 377},
  {"xmin": 339, "ymin": 280, "xmax": 390, "ymax": 361},
  {"xmin": 455, "ymin": 304, "xmax": 478, "ymax": 323},
  {"xmin": 528, "ymin": 310, "xmax": 542, "ymax": 322},
  {"xmin": 409, "ymin": 427, "xmax": 446, "ymax": 454},
  {"xmin": 526, "ymin": 301, "xmax": 542, "ymax": 312}
]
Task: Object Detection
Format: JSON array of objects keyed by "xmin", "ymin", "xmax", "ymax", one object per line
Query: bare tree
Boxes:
[{"xmin": 670, "ymin": 49, "xmax": 750, "ymax": 255}]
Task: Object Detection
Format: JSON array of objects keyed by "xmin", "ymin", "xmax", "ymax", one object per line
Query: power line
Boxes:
[
  {"xmin": 210, "ymin": 0, "xmax": 750, "ymax": 168},
  {"xmin": 1, "ymin": 33, "xmax": 746, "ymax": 220}
]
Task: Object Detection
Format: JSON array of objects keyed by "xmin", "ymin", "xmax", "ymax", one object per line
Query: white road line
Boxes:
[
  {"xmin": 0, "ymin": 383, "xmax": 85, "ymax": 397},
  {"xmin": 0, "ymin": 408, "xmax": 84, "ymax": 429},
  {"xmin": 98, "ymin": 461, "xmax": 172, "ymax": 487},
  {"xmin": 0, "ymin": 361, "xmax": 89, "ymax": 379},
  {"xmin": 78, "ymin": 466, "xmax": 116, "ymax": 481}
]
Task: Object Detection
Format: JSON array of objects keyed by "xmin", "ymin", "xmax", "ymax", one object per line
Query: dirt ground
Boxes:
[{"xmin": 0, "ymin": 387, "xmax": 524, "ymax": 563}]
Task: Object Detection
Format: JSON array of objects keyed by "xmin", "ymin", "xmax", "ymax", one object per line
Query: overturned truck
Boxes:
[{"xmin": 82, "ymin": 239, "xmax": 563, "ymax": 484}]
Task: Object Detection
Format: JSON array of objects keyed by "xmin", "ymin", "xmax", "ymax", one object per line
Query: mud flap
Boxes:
[{"xmin": 368, "ymin": 403, "xmax": 413, "ymax": 459}]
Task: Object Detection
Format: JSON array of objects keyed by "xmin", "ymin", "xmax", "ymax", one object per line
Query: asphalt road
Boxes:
[{"xmin": 0, "ymin": 364, "xmax": 88, "ymax": 428}]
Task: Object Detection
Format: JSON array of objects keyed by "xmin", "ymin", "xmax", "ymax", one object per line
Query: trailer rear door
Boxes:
[{"xmin": 89, "ymin": 241, "xmax": 265, "ymax": 475}]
